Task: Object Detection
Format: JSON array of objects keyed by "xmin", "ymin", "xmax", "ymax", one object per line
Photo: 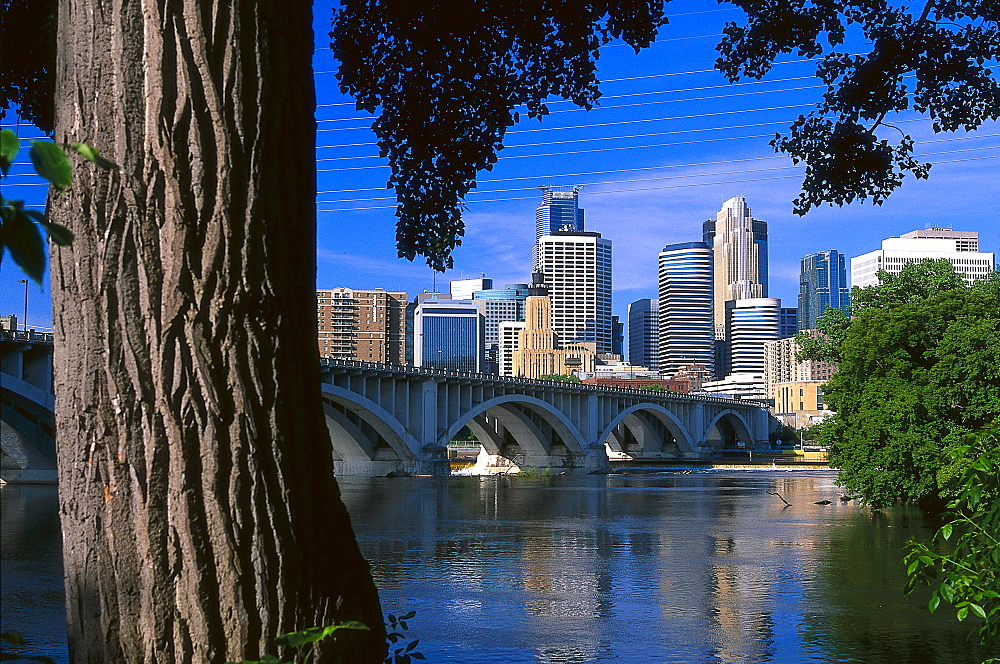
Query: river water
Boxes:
[{"xmin": 2, "ymin": 470, "xmax": 995, "ymax": 662}]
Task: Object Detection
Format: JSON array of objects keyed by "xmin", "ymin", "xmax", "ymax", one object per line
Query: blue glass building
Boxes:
[
  {"xmin": 627, "ymin": 298, "xmax": 659, "ymax": 368},
  {"xmin": 414, "ymin": 299, "xmax": 484, "ymax": 372},
  {"xmin": 535, "ymin": 186, "xmax": 585, "ymax": 241},
  {"xmin": 798, "ymin": 250, "xmax": 850, "ymax": 331},
  {"xmin": 779, "ymin": 307, "xmax": 798, "ymax": 339}
]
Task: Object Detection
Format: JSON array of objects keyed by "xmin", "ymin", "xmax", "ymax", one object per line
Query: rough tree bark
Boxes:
[{"xmin": 49, "ymin": 1, "xmax": 385, "ymax": 661}]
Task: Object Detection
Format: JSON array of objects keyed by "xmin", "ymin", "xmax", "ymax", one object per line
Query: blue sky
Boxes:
[{"xmin": 3, "ymin": 0, "xmax": 998, "ymax": 333}]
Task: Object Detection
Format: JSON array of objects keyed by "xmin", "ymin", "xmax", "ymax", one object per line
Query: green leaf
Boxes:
[
  {"xmin": 928, "ymin": 595, "xmax": 941, "ymax": 612},
  {"xmin": 940, "ymin": 523, "xmax": 953, "ymax": 541},
  {"xmin": 4, "ymin": 206, "xmax": 47, "ymax": 284},
  {"xmin": 273, "ymin": 622, "xmax": 369, "ymax": 647},
  {"xmin": 405, "ymin": 639, "xmax": 420, "ymax": 652},
  {"xmin": 957, "ymin": 606, "xmax": 969, "ymax": 621},
  {"xmin": 0, "ymin": 130, "xmax": 20, "ymax": 174},
  {"xmin": 30, "ymin": 142, "xmax": 72, "ymax": 190},
  {"xmin": 21, "ymin": 209, "xmax": 75, "ymax": 246},
  {"xmin": 259, "ymin": 655, "xmax": 280, "ymax": 664},
  {"xmin": 969, "ymin": 603, "xmax": 987, "ymax": 619},
  {"xmin": 70, "ymin": 142, "xmax": 119, "ymax": 170}
]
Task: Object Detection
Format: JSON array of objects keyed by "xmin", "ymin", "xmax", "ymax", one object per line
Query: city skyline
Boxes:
[{"xmin": 3, "ymin": 0, "xmax": 999, "ymax": 330}]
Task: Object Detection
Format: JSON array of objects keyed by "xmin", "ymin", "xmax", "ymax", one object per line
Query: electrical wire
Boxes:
[{"xmin": 312, "ymin": 152, "xmax": 1000, "ymax": 211}]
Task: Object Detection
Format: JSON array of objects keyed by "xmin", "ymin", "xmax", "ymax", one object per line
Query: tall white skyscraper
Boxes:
[
  {"xmin": 657, "ymin": 242, "xmax": 715, "ymax": 376},
  {"xmin": 703, "ymin": 196, "xmax": 768, "ymax": 337},
  {"xmin": 536, "ymin": 230, "xmax": 613, "ymax": 354},
  {"xmin": 851, "ymin": 228, "xmax": 995, "ymax": 288}
]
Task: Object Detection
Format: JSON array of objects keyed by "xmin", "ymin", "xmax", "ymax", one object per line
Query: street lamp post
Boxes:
[{"xmin": 17, "ymin": 279, "xmax": 28, "ymax": 332}]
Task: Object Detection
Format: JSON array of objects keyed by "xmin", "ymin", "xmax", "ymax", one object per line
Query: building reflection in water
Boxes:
[{"xmin": 334, "ymin": 471, "xmax": 987, "ymax": 664}]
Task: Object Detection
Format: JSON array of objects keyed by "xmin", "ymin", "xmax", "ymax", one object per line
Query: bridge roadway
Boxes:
[{"xmin": 0, "ymin": 335, "xmax": 773, "ymax": 480}]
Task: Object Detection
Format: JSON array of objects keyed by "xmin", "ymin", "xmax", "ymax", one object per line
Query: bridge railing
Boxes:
[
  {"xmin": 0, "ymin": 329, "xmax": 55, "ymax": 344},
  {"xmin": 318, "ymin": 357, "xmax": 768, "ymax": 408}
]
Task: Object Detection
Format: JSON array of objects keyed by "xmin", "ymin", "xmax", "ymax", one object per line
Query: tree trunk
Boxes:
[{"xmin": 49, "ymin": 1, "xmax": 385, "ymax": 661}]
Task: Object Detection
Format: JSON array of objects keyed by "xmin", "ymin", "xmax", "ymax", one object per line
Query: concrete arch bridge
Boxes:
[
  {"xmin": 1, "ymin": 330, "xmax": 56, "ymax": 483},
  {"xmin": 0, "ymin": 341, "xmax": 773, "ymax": 481},
  {"xmin": 320, "ymin": 359, "xmax": 772, "ymax": 476}
]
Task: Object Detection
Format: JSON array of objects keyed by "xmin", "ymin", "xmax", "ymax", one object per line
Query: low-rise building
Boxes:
[{"xmin": 773, "ymin": 380, "xmax": 833, "ymax": 429}]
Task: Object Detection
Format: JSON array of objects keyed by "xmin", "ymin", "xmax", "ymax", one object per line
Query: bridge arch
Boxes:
[
  {"xmin": 701, "ymin": 408, "xmax": 755, "ymax": 449},
  {"xmin": 598, "ymin": 403, "xmax": 696, "ymax": 457},
  {"xmin": 0, "ymin": 382, "xmax": 57, "ymax": 483},
  {"xmin": 319, "ymin": 384, "xmax": 420, "ymax": 471},
  {"xmin": 441, "ymin": 394, "xmax": 587, "ymax": 462}
]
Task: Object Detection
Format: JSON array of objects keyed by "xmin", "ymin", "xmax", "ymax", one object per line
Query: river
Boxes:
[{"xmin": 2, "ymin": 470, "xmax": 994, "ymax": 662}]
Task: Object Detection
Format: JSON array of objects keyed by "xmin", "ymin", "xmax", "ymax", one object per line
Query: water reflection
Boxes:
[
  {"xmin": 340, "ymin": 470, "xmax": 991, "ymax": 663},
  {"xmin": 2, "ymin": 471, "xmax": 994, "ymax": 663},
  {"xmin": 0, "ymin": 485, "xmax": 67, "ymax": 660}
]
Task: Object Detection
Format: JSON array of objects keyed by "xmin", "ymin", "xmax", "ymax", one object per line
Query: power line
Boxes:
[
  {"xmin": 313, "ymin": 75, "xmax": 820, "ymax": 124},
  {"xmin": 313, "ymin": 150, "xmax": 1000, "ymax": 209},
  {"xmin": 313, "ymin": 103, "xmax": 821, "ymax": 162},
  {"xmin": 313, "ymin": 140, "xmax": 1000, "ymax": 200},
  {"xmin": 315, "ymin": 82, "xmax": 825, "ymax": 136},
  {"xmin": 313, "ymin": 58, "xmax": 820, "ymax": 115}
]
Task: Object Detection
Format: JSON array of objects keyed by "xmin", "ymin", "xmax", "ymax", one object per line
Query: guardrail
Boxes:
[
  {"xmin": 0, "ymin": 329, "xmax": 55, "ymax": 344},
  {"xmin": 319, "ymin": 357, "xmax": 768, "ymax": 408}
]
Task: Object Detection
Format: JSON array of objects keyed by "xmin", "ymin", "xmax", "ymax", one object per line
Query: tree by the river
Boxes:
[{"xmin": 804, "ymin": 260, "xmax": 1000, "ymax": 509}]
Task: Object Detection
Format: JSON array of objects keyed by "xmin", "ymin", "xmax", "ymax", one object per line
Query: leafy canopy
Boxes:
[
  {"xmin": 331, "ymin": 0, "xmax": 667, "ymax": 270},
  {"xmin": 0, "ymin": 0, "xmax": 57, "ymax": 134},
  {"xmin": 717, "ymin": 0, "xmax": 1000, "ymax": 214},
  {"xmin": 6, "ymin": 1, "xmax": 1000, "ymax": 271},
  {"xmin": 806, "ymin": 260, "xmax": 1000, "ymax": 508},
  {"xmin": 332, "ymin": 0, "xmax": 1000, "ymax": 268}
]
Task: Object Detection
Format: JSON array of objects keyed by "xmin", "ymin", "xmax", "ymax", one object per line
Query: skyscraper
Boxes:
[
  {"xmin": 512, "ymin": 273, "xmax": 596, "ymax": 379},
  {"xmin": 799, "ymin": 250, "xmax": 850, "ymax": 331},
  {"xmin": 535, "ymin": 186, "xmax": 585, "ymax": 242},
  {"xmin": 536, "ymin": 230, "xmax": 613, "ymax": 354},
  {"xmin": 611, "ymin": 315, "xmax": 624, "ymax": 357},
  {"xmin": 851, "ymin": 228, "xmax": 995, "ymax": 288},
  {"xmin": 703, "ymin": 196, "xmax": 768, "ymax": 337},
  {"xmin": 657, "ymin": 242, "xmax": 715, "ymax": 376},
  {"xmin": 779, "ymin": 308, "xmax": 799, "ymax": 338},
  {"xmin": 726, "ymin": 298, "xmax": 781, "ymax": 375},
  {"xmin": 627, "ymin": 298, "xmax": 659, "ymax": 368}
]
